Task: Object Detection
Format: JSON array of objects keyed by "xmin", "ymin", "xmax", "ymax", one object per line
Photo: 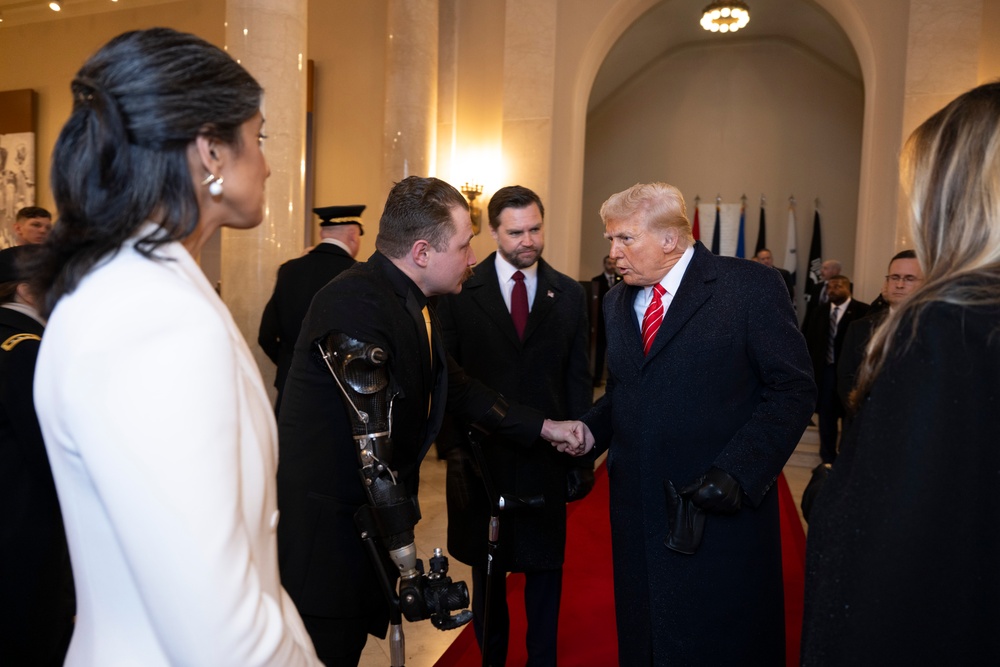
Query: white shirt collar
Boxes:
[
  {"xmin": 320, "ymin": 238, "xmax": 352, "ymax": 255},
  {"xmin": 2, "ymin": 301, "xmax": 46, "ymax": 326},
  {"xmin": 494, "ymin": 252, "xmax": 538, "ymax": 312},
  {"xmin": 641, "ymin": 244, "xmax": 695, "ymax": 302},
  {"xmin": 494, "ymin": 252, "xmax": 537, "ymax": 284}
]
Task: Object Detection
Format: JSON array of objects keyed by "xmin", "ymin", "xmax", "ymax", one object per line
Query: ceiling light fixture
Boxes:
[
  {"xmin": 49, "ymin": 1, "xmax": 62, "ymax": 11},
  {"xmin": 700, "ymin": 0, "xmax": 750, "ymax": 33}
]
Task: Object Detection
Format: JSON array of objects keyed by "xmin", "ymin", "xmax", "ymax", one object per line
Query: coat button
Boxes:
[{"xmin": 270, "ymin": 510, "xmax": 280, "ymax": 530}]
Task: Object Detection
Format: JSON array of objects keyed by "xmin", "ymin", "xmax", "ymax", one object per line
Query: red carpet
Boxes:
[{"xmin": 434, "ymin": 467, "xmax": 806, "ymax": 667}]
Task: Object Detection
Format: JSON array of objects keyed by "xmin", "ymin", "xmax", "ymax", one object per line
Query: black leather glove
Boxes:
[
  {"xmin": 566, "ymin": 466, "xmax": 595, "ymax": 502},
  {"xmin": 664, "ymin": 479, "xmax": 706, "ymax": 554},
  {"xmin": 680, "ymin": 467, "xmax": 744, "ymax": 515}
]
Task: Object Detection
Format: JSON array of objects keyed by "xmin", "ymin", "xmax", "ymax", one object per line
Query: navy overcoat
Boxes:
[{"xmin": 583, "ymin": 242, "xmax": 815, "ymax": 665}]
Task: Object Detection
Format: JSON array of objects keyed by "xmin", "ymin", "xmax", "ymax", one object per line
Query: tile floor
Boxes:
[{"xmin": 356, "ymin": 414, "xmax": 822, "ymax": 667}]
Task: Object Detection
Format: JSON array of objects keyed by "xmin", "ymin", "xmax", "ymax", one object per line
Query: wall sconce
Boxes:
[{"xmin": 461, "ymin": 182, "xmax": 484, "ymax": 234}]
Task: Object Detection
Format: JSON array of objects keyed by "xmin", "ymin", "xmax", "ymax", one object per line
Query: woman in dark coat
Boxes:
[{"xmin": 802, "ymin": 81, "xmax": 1000, "ymax": 665}]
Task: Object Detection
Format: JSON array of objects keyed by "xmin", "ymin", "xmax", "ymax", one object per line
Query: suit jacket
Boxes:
[
  {"xmin": 836, "ymin": 309, "xmax": 886, "ymax": 408},
  {"xmin": 590, "ymin": 272, "xmax": 621, "ymax": 347},
  {"xmin": 804, "ymin": 298, "xmax": 870, "ymax": 382},
  {"xmin": 775, "ymin": 266, "xmax": 795, "ymax": 299},
  {"xmin": 258, "ymin": 242, "xmax": 356, "ymax": 408},
  {"xmin": 803, "ymin": 280, "xmax": 827, "ymax": 326},
  {"xmin": 803, "ymin": 297, "xmax": 1000, "ymax": 664},
  {"xmin": 34, "ymin": 235, "xmax": 319, "ymax": 667},
  {"xmin": 276, "ymin": 252, "xmax": 543, "ymax": 638},
  {"xmin": 582, "ymin": 242, "xmax": 815, "ymax": 665},
  {"xmin": 436, "ymin": 254, "xmax": 592, "ymax": 571},
  {"xmin": 0, "ymin": 306, "xmax": 74, "ymax": 666}
]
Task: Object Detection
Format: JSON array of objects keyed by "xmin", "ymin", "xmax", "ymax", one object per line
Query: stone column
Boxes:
[
  {"xmin": 383, "ymin": 0, "xmax": 438, "ymax": 188},
  {"xmin": 221, "ymin": 0, "xmax": 308, "ymax": 393}
]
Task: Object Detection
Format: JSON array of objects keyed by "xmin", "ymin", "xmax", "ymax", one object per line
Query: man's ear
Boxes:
[
  {"xmin": 661, "ymin": 227, "xmax": 680, "ymax": 254},
  {"xmin": 411, "ymin": 239, "xmax": 432, "ymax": 268}
]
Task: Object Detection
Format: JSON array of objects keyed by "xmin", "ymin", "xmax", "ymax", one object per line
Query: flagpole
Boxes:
[
  {"xmin": 693, "ymin": 195, "xmax": 701, "ymax": 242},
  {"xmin": 711, "ymin": 194, "xmax": 722, "ymax": 256},
  {"xmin": 755, "ymin": 193, "xmax": 767, "ymax": 255}
]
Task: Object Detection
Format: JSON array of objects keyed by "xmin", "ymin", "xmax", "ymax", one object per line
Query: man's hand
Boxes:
[
  {"xmin": 679, "ymin": 467, "xmax": 744, "ymax": 515},
  {"xmin": 541, "ymin": 419, "xmax": 595, "ymax": 456}
]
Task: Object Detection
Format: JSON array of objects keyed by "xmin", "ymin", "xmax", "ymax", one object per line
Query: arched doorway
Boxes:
[{"xmin": 578, "ymin": 0, "xmax": 865, "ymax": 312}]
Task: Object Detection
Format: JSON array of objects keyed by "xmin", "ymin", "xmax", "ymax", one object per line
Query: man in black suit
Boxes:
[
  {"xmin": 837, "ymin": 250, "xmax": 923, "ymax": 408},
  {"xmin": 0, "ymin": 246, "xmax": 74, "ymax": 666},
  {"xmin": 579, "ymin": 182, "xmax": 815, "ymax": 665},
  {"xmin": 590, "ymin": 255, "xmax": 621, "ymax": 386},
  {"xmin": 275, "ymin": 177, "xmax": 588, "ymax": 666},
  {"xmin": 436, "ymin": 185, "xmax": 593, "ymax": 667},
  {"xmin": 258, "ymin": 205, "xmax": 363, "ymax": 411},
  {"xmin": 755, "ymin": 247, "xmax": 795, "ymax": 300},
  {"xmin": 804, "ymin": 258, "xmax": 842, "ymax": 325},
  {"xmin": 804, "ymin": 274, "xmax": 869, "ymax": 463}
]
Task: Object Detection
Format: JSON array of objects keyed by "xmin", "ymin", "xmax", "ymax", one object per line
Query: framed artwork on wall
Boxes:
[{"xmin": 0, "ymin": 89, "xmax": 37, "ymax": 249}]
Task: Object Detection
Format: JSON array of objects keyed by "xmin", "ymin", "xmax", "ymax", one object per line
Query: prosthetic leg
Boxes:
[{"xmin": 317, "ymin": 334, "xmax": 472, "ymax": 667}]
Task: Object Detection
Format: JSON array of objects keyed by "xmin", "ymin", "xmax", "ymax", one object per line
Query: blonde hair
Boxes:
[
  {"xmin": 851, "ymin": 82, "xmax": 1000, "ymax": 408},
  {"xmin": 600, "ymin": 182, "xmax": 694, "ymax": 244}
]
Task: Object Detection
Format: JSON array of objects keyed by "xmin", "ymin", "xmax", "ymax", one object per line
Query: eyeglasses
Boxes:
[{"xmin": 885, "ymin": 274, "xmax": 922, "ymax": 284}]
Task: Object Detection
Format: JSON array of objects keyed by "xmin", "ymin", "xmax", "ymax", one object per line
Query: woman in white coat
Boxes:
[{"xmin": 29, "ymin": 28, "xmax": 321, "ymax": 666}]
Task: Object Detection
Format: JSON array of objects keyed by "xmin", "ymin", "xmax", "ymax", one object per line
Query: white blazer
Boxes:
[{"xmin": 35, "ymin": 232, "xmax": 320, "ymax": 666}]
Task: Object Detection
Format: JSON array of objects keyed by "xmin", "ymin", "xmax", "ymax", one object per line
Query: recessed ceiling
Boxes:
[{"xmin": 589, "ymin": 0, "xmax": 861, "ymax": 112}]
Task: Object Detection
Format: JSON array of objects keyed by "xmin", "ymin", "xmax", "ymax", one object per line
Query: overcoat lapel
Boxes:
[
  {"xmin": 521, "ymin": 260, "xmax": 559, "ymax": 343},
  {"xmin": 467, "ymin": 257, "xmax": 522, "ymax": 348},
  {"xmin": 644, "ymin": 242, "xmax": 716, "ymax": 363}
]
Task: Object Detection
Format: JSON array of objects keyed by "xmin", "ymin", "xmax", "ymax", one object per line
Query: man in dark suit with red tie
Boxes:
[
  {"xmin": 579, "ymin": 182, "xmax": 815, "ymax": 666},
  {"xmin": 258, "ymin": 205, "xmax": 363, "ymax": 411},
  {"xmin": 436, "ymin": 185, "xmax": 592, "ymax": 667}
]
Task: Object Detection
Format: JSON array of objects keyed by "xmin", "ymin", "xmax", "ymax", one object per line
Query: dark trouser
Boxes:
[
  {"xmin": 301, "ymin": 614, "xmax": 370, "ymax": 667},
  {"xmin": 817, "ymin": 363, "xmax": 841, "ymax": 464},
  {"xmin": 471, "ymin": 565, "xmax": 562, "ymax": 667}
]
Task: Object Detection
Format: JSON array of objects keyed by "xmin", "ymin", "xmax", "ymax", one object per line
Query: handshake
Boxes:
[{"xmin": 540, "ymin": 419, "xmax": 595, "ymax": 456}]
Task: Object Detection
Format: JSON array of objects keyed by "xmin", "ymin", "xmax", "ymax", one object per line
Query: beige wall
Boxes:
[
  {"xmin": 4, "ymin": 0, "xmax": 999, "ymax": 298},
  {"xmin": 305, "ymin": 1, "xmax": 387, "ymax": 259},
  {"xmin": 0, "ymin": 1, "xmax": 225, "ymax": 217},
  {"xmin": 582, "ymin": 39, "xmax": 864, "ymax": 311}
]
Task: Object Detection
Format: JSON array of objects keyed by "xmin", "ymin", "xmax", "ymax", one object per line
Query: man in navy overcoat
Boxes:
[{"xmin": 581, "ymin": 182, "xmax": 815, "ymax": 665}]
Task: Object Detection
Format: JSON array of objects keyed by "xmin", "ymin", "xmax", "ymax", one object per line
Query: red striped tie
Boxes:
[{"xmin": 641, "ymin": 283, "xmax": 667, "ymax": 356}]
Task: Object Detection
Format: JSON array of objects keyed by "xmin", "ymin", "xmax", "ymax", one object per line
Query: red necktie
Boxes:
[
  {"xmin": 511, "ymin": 270, "xmax": 528, "ymax": 340},
  {"xmin": 641, "ymin": 283, "xmax": 667, "ymax": 355}
]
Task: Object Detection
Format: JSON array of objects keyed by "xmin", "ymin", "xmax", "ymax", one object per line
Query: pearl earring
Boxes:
[
  {"xmin": 209, "ymin": 177, "xmax": 224, "ymax": 197},
  {"xmin": 201, "ymin": 173, "xmax": 224, "ymax": 197}
]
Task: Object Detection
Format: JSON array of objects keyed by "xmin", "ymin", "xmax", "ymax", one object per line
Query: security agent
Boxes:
[{"xmin": 258, "ymin": 205, "xmax": 364, "ymax": 411}]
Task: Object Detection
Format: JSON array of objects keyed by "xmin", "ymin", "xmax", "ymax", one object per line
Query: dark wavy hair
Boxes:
[
  {"xmin": 375, "ymin": 176, "xmax": 469, "ymax": 258},
  {"xmin": 31, "ymin": 28, "xmax": 262, "ymax": 317}
]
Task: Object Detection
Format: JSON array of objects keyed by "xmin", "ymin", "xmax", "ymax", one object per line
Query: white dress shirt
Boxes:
[
  {"xmin": 633, "ymin": 244, "xmax": 695, "ymax": 326},
  {"xmin": 494, "ymin": 252, "xmax": 538, "ymax": 313}
]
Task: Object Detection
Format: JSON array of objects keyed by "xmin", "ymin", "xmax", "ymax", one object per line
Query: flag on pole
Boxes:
[
  {"xmin": 736, "ymin": 203, "xmax": 746, "ymax": 258},
  {"xmin": 692, "ymin": 205, "xmax": 701, "ymax": 241},
  {"xmin": 784, "ymin": 199, "xmax": 798, "ymax": 284},
  {"xmin": 806, "ymin": 209, "xmax": 823, "ymax": 297},
  {"xmin": 711, "ymin": 204, "xmax": 721, "ymax": 255},
  {"xmin": 755, "ymin": 204, "xmax": 766, "ymax": 254}
]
